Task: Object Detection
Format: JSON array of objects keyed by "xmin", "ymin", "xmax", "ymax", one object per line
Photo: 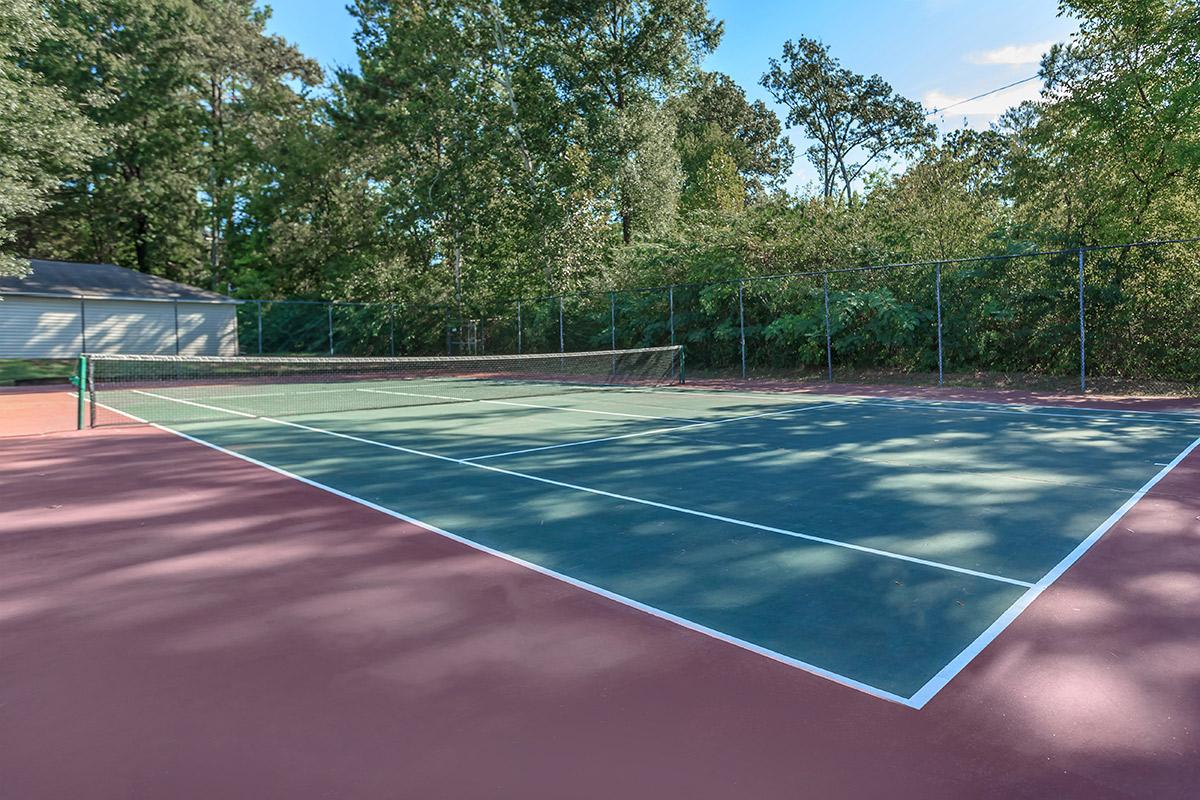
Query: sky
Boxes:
[{"xmin": 263, "ymin": 0, "xmax": 1078, "ymax": 190}]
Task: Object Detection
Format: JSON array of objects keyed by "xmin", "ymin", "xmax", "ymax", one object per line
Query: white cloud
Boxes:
[
  {"xmin": 923, "ymin": 79, "xmax": 1043, "ymax": 122},
  {"xmin": 968, "ymin": 40, "xmax": 1056, "ymax": 66}
]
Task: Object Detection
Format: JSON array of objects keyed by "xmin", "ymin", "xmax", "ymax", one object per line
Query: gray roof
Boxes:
[{"xmin": 0, "ymin": 259, "xmax": 234, "ymax": 302}]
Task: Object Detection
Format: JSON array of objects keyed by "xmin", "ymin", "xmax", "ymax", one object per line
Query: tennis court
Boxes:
[{"xmin": 79, "ymin": 347, "xmax": 1200, "ymax": 706}]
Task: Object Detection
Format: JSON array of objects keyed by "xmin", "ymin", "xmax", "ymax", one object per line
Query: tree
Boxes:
[
  {"xmin": 615, "ymin": 100, "xmax": 683, "ymax": 234},
  {"xmin": 674, "ymin": 71, "xmax": 793, "ymax": 203},
  {"xmin": 760, "ymin": 37, "xmax": 934, "ymax": 205},
  {"xmin": 529, "ymin": 0, "xmax": 722, "ymax": 243},
  {"xmin": 866, "ymin": 129, "xmax": 1010, "ymax": 260},
  {"xmin": 191, "ymin": 0, "xmax": 323, "ymax": 291},
  {"xmin": 337, "ymin": 0, "xmax": 535, "ymax": 305},
  {"xmin": 0, "ymin": 0, "xmax": 101, "ymax": 276},
  {"xmin": 17, "ymin": 0, "xmax": 206, "ymax": 279},
  {"xmin": 1011, "ymin": 0, "xmax": 1200, "ymax": 242},
  {"xmin": 685, "ymin": 149, "xmax": 744, "ymax": 214}
]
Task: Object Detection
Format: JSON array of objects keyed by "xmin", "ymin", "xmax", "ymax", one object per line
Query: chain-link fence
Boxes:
[
  {"xmin": 238, "ymin": 300, "xmax": 451, "ymax": 357},
  {"xmin": 232, "ymin": 239, "xmax": 1200, "ymax": 395}
]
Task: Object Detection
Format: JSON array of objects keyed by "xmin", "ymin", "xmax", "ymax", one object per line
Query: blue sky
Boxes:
[{"xmin": 264, "ymin": 0, "xmax": 1077, "ymax": 189}]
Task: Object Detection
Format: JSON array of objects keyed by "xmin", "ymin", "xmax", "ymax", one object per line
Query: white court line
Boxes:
[
  {"xmin": 464, "ymin": 402, "xmax": 844, "ymax": 461},
  {"xmin": 132, "ymin": 390, "xmax": 258, "ymax": 418},
  {"xmin": 210, "ymin": 386, "xmax": 363, "ymax": 400},
  {"xmin": 652, "ymin": 386, "xmax": 1200, "ymax": 425},
  {"xmin": 905, "ymin": 433, "xmax": 1200, "ymax": 709},
  {"xmin": 355, "ymin": 387, "xmax": 701, "ymax": 422},
  {"xmin": 139, "ymin": 420, "xmax": 918, "ymax": 707},
  {"xmin": 128, "ymin": 388, "xmax": 1029, "ymax": 589}
]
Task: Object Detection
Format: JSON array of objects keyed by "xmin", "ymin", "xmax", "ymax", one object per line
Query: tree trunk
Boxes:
[
  {"xmin": 133, "ymin": 211, "xmax": 149, "ymax": 273},
  {"xmin": 208, "ymin": 75, "xmax": 225, "ymax": 290}
]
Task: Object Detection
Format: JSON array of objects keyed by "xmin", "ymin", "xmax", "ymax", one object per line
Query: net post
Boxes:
[
  {"xmin": 327, "ymin": 303, "xmax": 334, "ymax": 355},
  {"xmin": 558, "ymin": 296, "xmax": 564, "ymax": 353},
  {"xmin": 75, "ymin": 355, "xmax": 87, "ymax": 430},
  {"xmin": 87, "ymin": 355, "xmax": 96, "ymax": 428},
  {"xmin": 823, "ymin": 273, "xmax": 832, "ymax": 383},
  {"xmin": 738, "ymin": 280, "xmax": 746, "ymax": 380},
  {"xmin": 516, "ymin": 301, "xmax": 522, "ymax": 354},
  {"xmin": 679, "ymin": 346, "xmax": 686, "ymax": 384},
  {"xmin": 668, "ymin": 285, "xmax": 675, "ymax": 346},
  {"xmin": 935, "ymin": 264, "xmax": 943, "ymax": 386},
  {"xmin": 1078, "ymin": 247, "xmax": 1086, "ymax": 392},
  {"xmin": 256, "ymin": 300, "xmax": 263, "ymax": 354}
]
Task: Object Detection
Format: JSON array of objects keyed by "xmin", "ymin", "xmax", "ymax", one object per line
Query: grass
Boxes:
[{"xmin": 0, "ymin": 359, "xmax": 76, "ymax": 386}]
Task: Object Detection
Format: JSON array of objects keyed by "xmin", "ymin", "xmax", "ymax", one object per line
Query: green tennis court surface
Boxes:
[{"xmin": 84, "ymin": 355, "xmax": 1200, "ymax": 706}]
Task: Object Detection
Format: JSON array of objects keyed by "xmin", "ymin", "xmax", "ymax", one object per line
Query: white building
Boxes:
[{"xmin": 0, "ymin": 259, "xmax": 238, "ymax": 358}]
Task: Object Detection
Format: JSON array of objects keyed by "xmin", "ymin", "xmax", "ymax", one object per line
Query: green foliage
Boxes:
[
  {"xmin": 1008, "ymin": 0, "xmax": 1200, "ymax": 242},
  {"xmin": 0, "ymin": 0, "xmax": 101, "ymax": 276},
  {"xmin": 192, "ymin": 0, "xmax": 323, "ymax": 290},
  {"xmin": 674, "ymin": 71, "xmax": 794, "ymax": 201},
  {"xmin": 10, "ymin": 0, "xmax": 321, "ymax": 287},
  {"xmin": 615, "ymin": 101, "xmax": 684, "ymax": 237},
  {"xmin": 683, "ymin": 150, "xmax": 744, "ymax": 213},
  {"xmin": 529, "ymin": 0, "xmax": 722, "ymax": 244},
  {"xmin": 18, "ymin": 0, "xmax": 205, "ymax": 278},
  {"xmin": 0, "ymin": 358, "xmax": 76, "ymax": 385}
]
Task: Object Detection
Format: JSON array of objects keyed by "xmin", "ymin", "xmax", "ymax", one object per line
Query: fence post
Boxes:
[
  {"xmin": 738, "ymin": 280, "xmax": 746, "ymax": 379},
  {"xmin": 668, "ymin": 285, "xmax": 675, "ymax": 346},
  {"xmin": 610, "ymin": 292, "xmax": 617, "ymax": 374},
  {"xmin": 1078, "ymin": 248, "xmax": 1086, "ymax": 392},
  {"xmin": 610, "ymin": 291, "xmax": 616, "ymax": 350},
  {"xmin": 516, "ymin": 301, "xmax": 522, "ymax": 354},
  {"xmin": 327, "ymin": 302, "xmax": 334, "ymax": 355},
  {"xmin": 389, "ymin": 303, "xmax": 396, "ymax": 356},
  {"xmin": 823, "ymin": 273, "xmax": 832, "ymax": 382},
  {"xmin": 256, "ymin": 300, "xmax": 263, "ymax": 354},
  {"xmin": 173, "ymin": 299, "xmax": 180, "ymax": 355},
  {"xmin": 558, "ymin": 296, "xmax": 564, "ymax": 353},
  {"xmin": 935, "ymin": 265, "xmax": 943, "ymax": 386},
  {"xmin": 79, "ymin": 296, "xmax": 87, "ymax": 353}
]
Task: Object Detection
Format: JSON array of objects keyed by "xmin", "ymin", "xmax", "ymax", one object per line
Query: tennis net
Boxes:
[{"xmin": 83, "ymin": 346, "xmax": 683, "ymax": 426}]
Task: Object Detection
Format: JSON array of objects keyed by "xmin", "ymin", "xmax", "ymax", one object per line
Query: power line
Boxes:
[{"xmin": 925, "ymin": 74, "xmax": 1040, "ymax": 116}]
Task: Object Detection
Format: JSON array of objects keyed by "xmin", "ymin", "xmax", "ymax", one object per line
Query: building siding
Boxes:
[
  {"xmin": 0, "ymin": 296, "xmax": 84, "ymax": 358},
  {"xmin": 83, "ymin": 300, "xmax": 178, "ymax": 354},
  {"xmin": 177, "ymin": 303, "xmax": 238, "ymax": 355},
  {"xmin": 0, "ymin": 296, "xmax": 238, "ymax": 358}
]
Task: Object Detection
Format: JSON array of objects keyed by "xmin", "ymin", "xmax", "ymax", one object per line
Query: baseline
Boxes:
[{"xmin": 906, "ymin": 432, "xmax": 1200, "ymax": 708}]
